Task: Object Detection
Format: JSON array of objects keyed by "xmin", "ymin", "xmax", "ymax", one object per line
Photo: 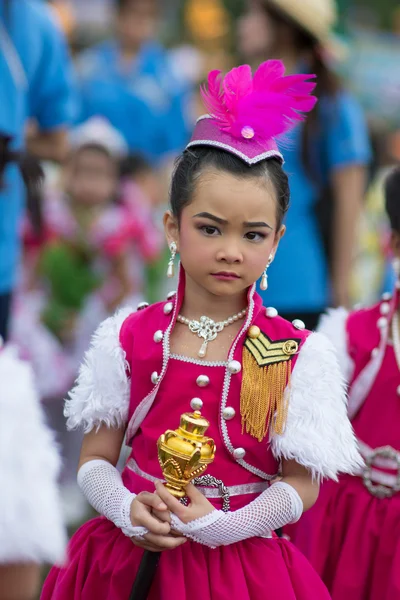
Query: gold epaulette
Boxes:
[{"xmin": 241, "ymin": 326, "xmax": 300, "ymax": 441}]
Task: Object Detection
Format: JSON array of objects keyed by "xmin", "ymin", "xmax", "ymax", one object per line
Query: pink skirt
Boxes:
[
  {"xmin": 41, "ymin": 516, "xmax": 330, "ymax": 600},
  {"xmin": 293, "ymin": 475, "xmax": 400, "ymax": 600}
]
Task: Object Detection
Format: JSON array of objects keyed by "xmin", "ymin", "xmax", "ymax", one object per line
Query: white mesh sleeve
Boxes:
[
  {"xmin": 77, "ymin": 460, "xmax": 147, "ymax": 538},
  {"xmin": 171, "ymin": 482, "xmax": 303, "ymax": 549}
]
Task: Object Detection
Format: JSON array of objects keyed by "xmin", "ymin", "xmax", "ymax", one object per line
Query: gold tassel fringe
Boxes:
[{"xmin": 241, "ymin": 347, "xmax": 290, "ymax": 441}]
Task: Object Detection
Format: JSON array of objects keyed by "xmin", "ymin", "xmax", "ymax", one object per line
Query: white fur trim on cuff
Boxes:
[
  {"xmin": 0, "ymin": 347, "xmax": 67, "ymax": 564},
  {"xmin": 271, "ymin": 332, "xmax": 364, "ymax": 482},
  {"xmin": 318, "ymin": 307, "xmax": 354, "ymax": 383},
  {"xmin": 64, "ymin": 307, "xmax": 133, "ymax": 433}
]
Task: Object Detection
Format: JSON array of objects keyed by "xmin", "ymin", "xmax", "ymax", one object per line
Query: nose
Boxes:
[{"xmin": 216, "ymin": 240, "xmax": 244, "ymax": 264}]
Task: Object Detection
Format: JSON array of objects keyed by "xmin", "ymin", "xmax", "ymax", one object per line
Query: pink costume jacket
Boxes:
[
  {"xmin": 45, "ymin": 267, "xmax": 363, "ymax": 600},
  {"xmin": 291, "ymin": 291, "xmax": 400, "ymax": 600},
  {"xmin": 65, "ymin": 268, "xmax": 361, "ymax": 509}
]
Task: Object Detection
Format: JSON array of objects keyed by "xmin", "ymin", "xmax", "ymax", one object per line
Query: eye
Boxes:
[
  {"xmin": 200, "ymin": 225, "xmax": 220, "ymax": 236},
  {"xmin": 245, "ymin": 231, "xmax": 267, "ymax": 242}
]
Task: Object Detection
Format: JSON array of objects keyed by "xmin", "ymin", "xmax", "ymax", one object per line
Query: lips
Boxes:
[{"xmin": 211, "ymin": 272, "xmax": 241, "ymax": 280}]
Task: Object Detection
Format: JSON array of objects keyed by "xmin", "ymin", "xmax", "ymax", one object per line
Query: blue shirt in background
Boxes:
[
  {"xmin": 0, "ymin": 0, "xmax": 76, "ymax": 293},
  {"xmin": 259, "ymin": 92, "xmax": 371, "ymax": 313},
  {"xmin": 76, "ymin": 40, "xmax": 191, "ymax": 164}
]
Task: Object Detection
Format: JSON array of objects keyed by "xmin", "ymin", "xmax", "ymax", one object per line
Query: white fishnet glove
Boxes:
[
  {"xmin": 170, "ymin": 482, "xmax": 303, "ymax": 548},
  {"xmin": 77, "ymin": 459, "xmax": 148, "ymax": 538}
]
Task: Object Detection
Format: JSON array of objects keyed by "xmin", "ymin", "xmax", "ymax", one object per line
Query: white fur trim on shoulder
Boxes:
[
  {"xmin": 318, "ymin": 307, "xmax": 354, "ymax": 383},
  {"xmin": 271, "ymin": 332, "xmax": 364, "ymax": 482},
  {"xmin": 0, "ymin": 347, "xmax": 67, "ymax": 564},
  {"xmin": 64, "ymin": 307, "xmax": 133, "ymax": 433}
]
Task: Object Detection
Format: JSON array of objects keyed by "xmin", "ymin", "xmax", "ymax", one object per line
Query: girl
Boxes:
[
  {"xmin": 42, "ymin": 61, "xmax": 362, "ymax": 600},
  {"xmin": 237, "ymin": 0, "xmax": 371, "ymax": 327},
  {"xmin": 292, "ymin": 166, "xmax": 400, "ymax": 600}
]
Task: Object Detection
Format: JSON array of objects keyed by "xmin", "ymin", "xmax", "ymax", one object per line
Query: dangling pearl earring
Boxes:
[
  {"xmin": 167, "ymin": 242, "xmax": 177, "ymax": 278},
  {"xmin": 260, "ymin": 255, "xmax": 274, "ymax": 291}
]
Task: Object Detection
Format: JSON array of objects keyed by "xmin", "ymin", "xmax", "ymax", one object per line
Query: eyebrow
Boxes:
[{"xmin": 193, "ymin": 212, "xmax": 273, "ymax": 230}]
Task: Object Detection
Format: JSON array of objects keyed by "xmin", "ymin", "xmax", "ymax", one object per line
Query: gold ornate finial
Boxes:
[{"xmin": 157, "ymin": 410, "xmax": 216, "ymax": 498}]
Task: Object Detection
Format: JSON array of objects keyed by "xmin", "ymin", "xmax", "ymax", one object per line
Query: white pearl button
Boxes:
[
  {"xmin": 382, "ymin": 292, "xmax": 392, "ymax": 301},
  {"xmin": 196, "ymin": 375, "xmax": 210, "ymax": 387},
  {"xmin": 153, "ymin": 330, "xmax": 163, "ymax": 343},
  {"xmin": 223, "ymin": 407, "xmax": 236, "ymax": 420},
  {"xmin": 266, "ymin": 307, "xmax": 278, "ymax": 318},
  {"xmin": 151, "ymin": 371, "xmax": 159, "ymax": 384},
  {"xmin": 228, "ymin": 360, "xmax": 242, "ymax": 374},
  {"xmin": 190, "ymin": 398, "xmax": 203, "ymax": 411},
  {"xmin": 371, "ymin": 348, "xmax": 379, "ymax": 358},
  {"xmin": 137, "ymin": 302, "xmax": 149, "ymax": 311},
  {"xmin": 163, "ymin": 302, "xmax": 174, "ymax": 315},
  {"xmin": 167, "ymin": 291, "xmax": 176, "ymax": 299},
  {"xmin": 380, "ymin": 302, "xmax": 390, "ymax": 315},
  {"xmin": 377, "ymin": 317, "xmax": 388, "ymax": 329},
  {"xmin": 233, "ymin": 448, "xmax": 246, "ymax": 460},
  {"xmin": 292, "ymin": 319, "xmax": 305, "ymax": 330},
  {"xmin": 397, "ymin": 385, "xmax": 400, "ymax": 397}
]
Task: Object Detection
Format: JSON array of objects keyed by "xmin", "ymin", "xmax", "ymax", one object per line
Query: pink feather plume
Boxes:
[{"xmin": 200, "ymin": 60, "xmax": 317, "ymax": 142}]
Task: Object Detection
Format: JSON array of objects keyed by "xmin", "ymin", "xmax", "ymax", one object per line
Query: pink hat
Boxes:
[{"xmin": 187, "ymin": 60, "xmax": 317, "ymax": 165}]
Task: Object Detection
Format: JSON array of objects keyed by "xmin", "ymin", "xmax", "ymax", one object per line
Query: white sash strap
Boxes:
[
  {"xmin": 356, "ymin": 440, "xmax": 400, "ymax": 498},
  {"xmin": 126, "ymin": 458, "xmax": 271, "ymax": 500}
]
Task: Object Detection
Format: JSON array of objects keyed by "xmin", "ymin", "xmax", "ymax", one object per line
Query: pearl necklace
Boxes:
[
  {"xmin": 177, "ymin": 308, "xmax": 247, "ymax": 358},
  {"xmin": 392, "ymin": 312, "xmax": 400, "ymax": 374}
]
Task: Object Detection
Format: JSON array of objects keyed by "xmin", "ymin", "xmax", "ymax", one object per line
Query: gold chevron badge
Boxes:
[
  {"xmin": 244, "ymin": 327, "xmax": 300, "ymax": 367},
  {"xmin": 241, "ymin": 326, "xmax": 301, "ymax": 441}
]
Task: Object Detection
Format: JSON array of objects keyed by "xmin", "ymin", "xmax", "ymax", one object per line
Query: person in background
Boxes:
[
  {"xmin": 0, "ymin": 339, "xmax": 67, "ymax": 600},
  {"xmin": 238, "ymin": 0, "xmax": 371, "ymax": 329},
  {"xmin": 0, "ymin": 0, "xmax": 76, "ymax": 341},
  {"xmin": 292, "ymin": 166, "xmax": 400, "ymax": 600},
  {"xmin": 76, "ymin": 0, "xmax": 190, "ymax": 164}
]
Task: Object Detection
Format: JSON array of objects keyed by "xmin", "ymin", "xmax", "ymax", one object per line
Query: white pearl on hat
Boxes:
[
  {"xmin": 292, "ymin": 319, "xmax": 306, "ymax": 330},
  {"xmin": 196, "ymin": 375, "xmax": 210, "ymax": 387},
  {"xmin": 382, "ymin": 292, "xmax": 392, "ymax": 301},
  {"xmin": 397, "ymin": 385, "xmax": 400, "ymax": 397},
  {"xmin": 233, "ymin": 448, "xmax": 246, "ymax": 460},
  {"xmin": 151, "ymin": 371, "xmax": 159, "ymax": 384},
  {"xmin": 266, "ymin": 307, "xmax": 278, "ymax": 318},
  {"xmin": 223, "ymin": 407, "xmax": 236, "ymax": 421},
  {"xmin": 167, "ymin": 291, "xmax": 176, "ymax": 299},
  {"xmin": 137, "ymin": 302, "xmax": 149, "ymax": 311},
  {"xmin": 241, "ymin": 126, "xmax": 255, "ymax": 139},
  {"xmin": 153, "ymin": 330, "xmax": 163, "ymax": 343},
  {"xmin": 190, "ymin": 398, "xmax": 203, "ymax": 411},
  {"xmin": 228, "ymin": 360, "xmax": 242, "ymax": 374},
  {"xmin": 163, "ymin": 302, "xmax": 174, "ymax": 315}
]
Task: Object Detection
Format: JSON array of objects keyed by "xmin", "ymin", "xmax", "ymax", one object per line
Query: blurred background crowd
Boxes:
[{"xmin": 1, "ymin": 0, "xmax": 400, "ymax": 595}]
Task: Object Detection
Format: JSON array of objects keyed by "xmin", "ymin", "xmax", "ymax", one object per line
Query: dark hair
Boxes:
[
  {"xmin": 385, "ymin": 166, "xmax": 400, "ymax": 233},
  {"xmin": 120, "ymin": 153, "xmax": 152, "ymax": 179},
  {"xmin": 0, "ymin": 134, "xmax": 44, "ymax": 236},
  {"xmin": 170, "ymin": 147, "xmax": 290, "ymax": 231},
  {"xmin": 261, "ymin": 2, "xmax": 341, "ymax": 179}
]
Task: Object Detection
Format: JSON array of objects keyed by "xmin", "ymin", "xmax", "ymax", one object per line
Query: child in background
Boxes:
[{"xmin": 292, "ymin": 166, "xmax": 400, "ymax": 600}]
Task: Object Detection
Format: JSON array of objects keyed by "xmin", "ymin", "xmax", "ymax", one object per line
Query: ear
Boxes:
[
  {"xmin": 163, "ymin": 210, "xmax": 179, "ymax": 250},
  {"xmin": 270, "ymin": 224, "xmax": 285, "ymax": 260}
]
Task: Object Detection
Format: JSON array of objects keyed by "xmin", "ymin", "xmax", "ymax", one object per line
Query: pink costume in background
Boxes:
[
  {"xmin": 293, "ymin": 291, "xmax": 400, "ymax": 599},
  {"xmin": 42, "ymin": 266, "xmax": 361, "ymax": 600},
  {"xmin": 11, "ymin": 189, "xmax": 162, "ymax": 401}
]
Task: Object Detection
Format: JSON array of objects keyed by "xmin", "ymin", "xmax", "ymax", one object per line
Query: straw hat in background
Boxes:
[{"xmin": 262, "ymin": 0, "xmax": 347, "ymax": 61}]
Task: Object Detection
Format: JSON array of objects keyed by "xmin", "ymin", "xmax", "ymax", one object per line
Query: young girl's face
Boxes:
[
  {"xmin": 167, "ymin": 169, "xmax": 284, "ymax": 297},
  {"xmin": 65, "ymin": 148, "xmax": 118, "ymax": 207}
]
